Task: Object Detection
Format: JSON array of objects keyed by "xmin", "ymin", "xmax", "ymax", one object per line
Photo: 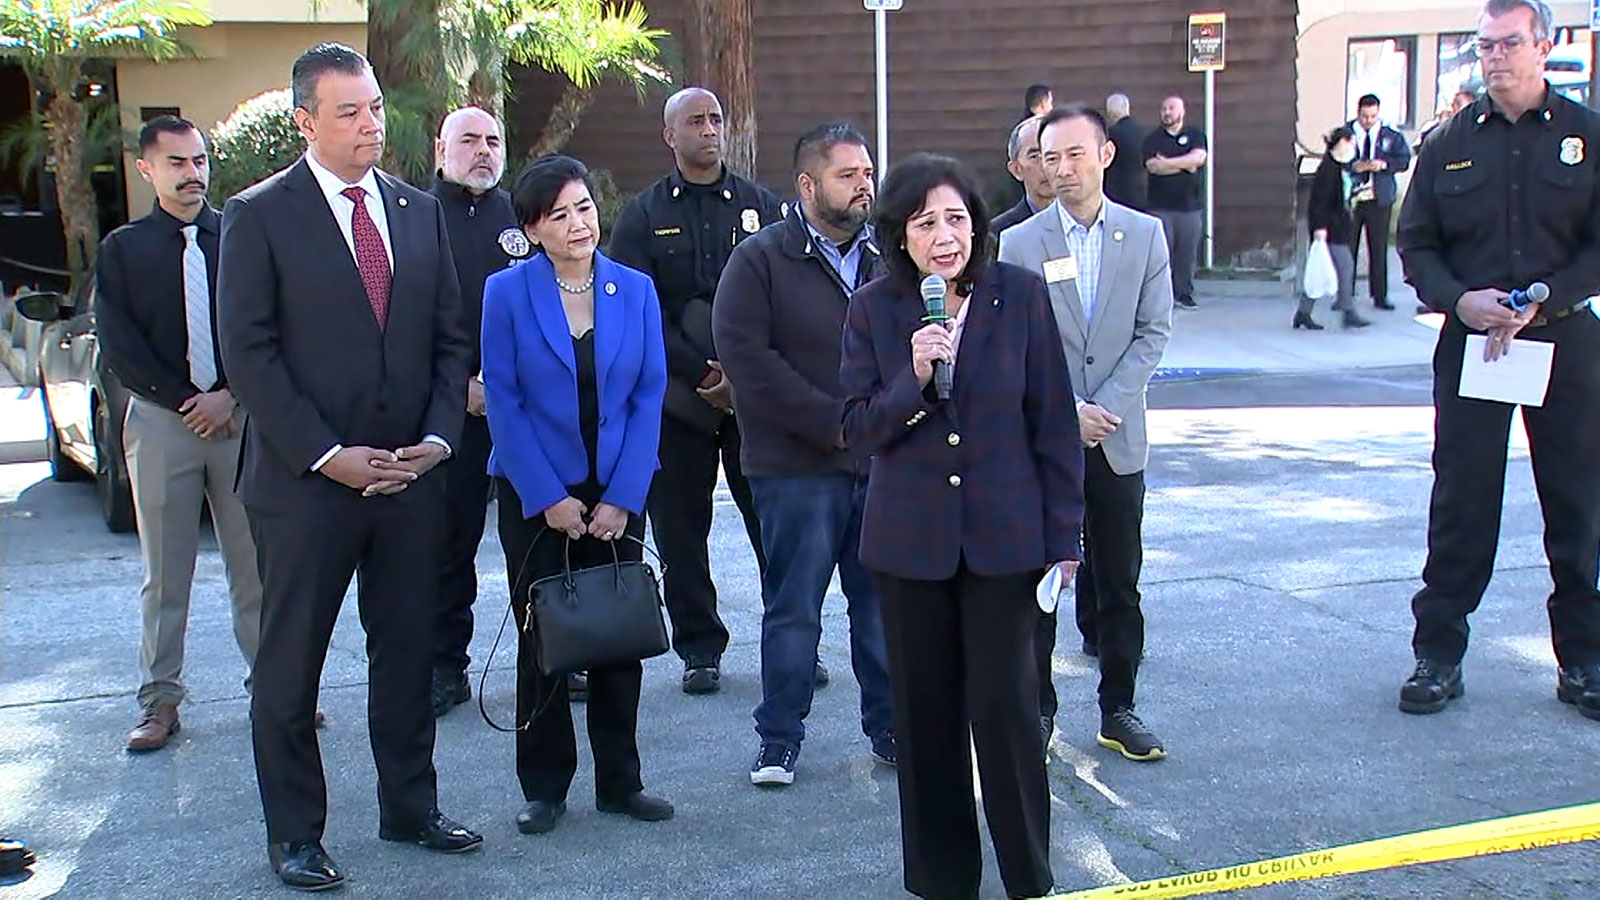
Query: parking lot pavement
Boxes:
[{"xmin": 2, "ymin": 365, "xmax": 1596, "ymax": 900}]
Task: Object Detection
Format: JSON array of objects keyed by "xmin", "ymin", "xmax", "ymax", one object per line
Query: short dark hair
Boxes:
[
  {"xmin": 1024, "ymin": 84, "xmax": 1053, "ymax": 111},
  {"xmin": 1357, "ymin": 93, "xmax": 1381, "ymax": 110},
  {"xmin": 872, "ymin": 153, "xmax": 991, "ymax": 297},
  {"xmin": 138, "ymin": 115, "xmax": 201, "ymax": 155},
  {"xmin": 1037, "ymin": 104, "xmax": 1109, "ymax": 149},
  {"xmin": 292, "ymin": 42, "xmax": 370, "ymax": 113},
  {"xmin": 1324, "ymin": 124, "xmax": 1355, "ymax": 149},
  {"xmin": 793, "ymin": 121, "xmax": 870, "ymax": 178},
  {"xmin": 511, "ymin": 154, "xmax": 595, "ymax": 227}
]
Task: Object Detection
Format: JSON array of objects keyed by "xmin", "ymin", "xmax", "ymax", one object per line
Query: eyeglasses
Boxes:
[{"xmin": 1474, "ymin": 34, "xmax": 1531, "ymax": 57}]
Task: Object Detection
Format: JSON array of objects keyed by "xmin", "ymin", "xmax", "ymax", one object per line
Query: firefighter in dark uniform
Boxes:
[
  {"xmin": 427, "ymin": 107, "xmax": 528, "ymax": 716},
  {"xmin": 1396, "ymin": 0, "xmax": 1600, "ymax": 721},
  {"xmin": 608, "ymin": 87, "xmax": 785, "ymax": 694}
]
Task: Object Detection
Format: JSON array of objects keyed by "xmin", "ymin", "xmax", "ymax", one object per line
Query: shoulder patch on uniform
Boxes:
[
  {"xmin": 1560, "ymin": 135, "xmax": 1585, "ymax": 166},
  {"xmin": 1443, "ymin": 159, "xmax": 1474, "ymax": 171},
  {"xmin": 498, "ymin": 227, "xmax": 531, "ymax": 258},
  {"xmin": 653, "ymin": 226, "xmax": 682, "ymax": 237},
  {"xmin": 740, "ymin": 208, "xmax": 761, "ymax": 234}
]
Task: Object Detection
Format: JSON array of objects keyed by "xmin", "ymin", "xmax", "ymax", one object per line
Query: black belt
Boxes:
[{"xmin": 1527, "ymin": 298, "xmax": 1593, "ymax": 329}]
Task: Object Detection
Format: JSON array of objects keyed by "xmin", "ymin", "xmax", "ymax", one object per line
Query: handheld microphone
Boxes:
[
  {"xmin": 1502, "ymin": 281, "xmax": 1550, "ymax": 313},
  {"xmin": 919, "ymin": 274, "xmax": 953, "ymax": 401}
]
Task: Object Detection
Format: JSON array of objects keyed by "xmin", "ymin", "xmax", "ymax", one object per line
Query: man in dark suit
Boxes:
[
  {"xmin": 1104, "ymin": 93, "xmax": 1148, "ymax": 211},
  {"xmin": 1347, "ymin": 93, "xmax": 1412, "ymax": 310},
  {"xmin": 217, "ymin": 43, "xmax": 481, "ymax": 892},
  {"xmin": 990, "ymin": 115, "xmax": 1053, "ymax": 237}
]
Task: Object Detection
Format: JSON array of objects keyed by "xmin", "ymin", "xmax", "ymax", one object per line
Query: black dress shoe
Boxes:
[
  {"xmin": 1398, "ymin": 659, "xmax": 1463, "ymax": 714},
  {"xmin": 515, "ymin": 800, "xmax": 566, "ymax": 835},
  {"xmin": 597, "ymin": 791, "xmax": 674, "ymax": 821},
  {"xmin": 1557, "ymin": 664, "xmax": 1600, "ymax": 720},
  {"xmin": 378, "ymin": 809, "xmax": 482, "ymax": 853},
  {"xmin": 268, "ymin": 840, "xmax": 343, "ymax": 892},
  {"xmin": 430, "ymin": 669, "xmax": 470, "ymax": 718},
  {"xmin": 682, "ymin": 664, "xmax": 720, "ymax": 695}
]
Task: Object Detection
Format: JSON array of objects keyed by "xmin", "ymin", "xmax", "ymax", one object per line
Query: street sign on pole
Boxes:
[
  {"xmin": 1188, "ymin": 12, "xmax": 1226, "ymax": 268},
  {"xmin": 866, "ymin": 0, "xmax": 900, "ymax": 180}
]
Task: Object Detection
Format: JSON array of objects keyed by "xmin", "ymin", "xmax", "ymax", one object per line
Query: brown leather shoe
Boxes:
[{"xmin": 126, "ymin": 702, "xmax": 180, "ymax": 752}]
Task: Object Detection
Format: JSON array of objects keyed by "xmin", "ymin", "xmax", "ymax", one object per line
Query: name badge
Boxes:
[{"xmin": 1042, "ymin": 256, "xmax": 1078, "ymax": 284}]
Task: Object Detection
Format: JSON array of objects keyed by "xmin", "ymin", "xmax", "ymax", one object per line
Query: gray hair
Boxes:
[
  {"xmin": 1482, "ymin": 0, "xmax": 1553, "ymax": 41},
  {"xmin": 1007, "ymin": 115, "xmax": 1042, "ymax": 162},
  {"xmin": 1106, "ymin": 93, "xmax": 1131, "ymax": 119}
]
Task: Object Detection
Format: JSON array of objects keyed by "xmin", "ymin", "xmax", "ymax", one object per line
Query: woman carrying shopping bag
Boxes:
[{"xmin": 1298, "ymin": 125, "xmax": 1372, "ymax": 331}]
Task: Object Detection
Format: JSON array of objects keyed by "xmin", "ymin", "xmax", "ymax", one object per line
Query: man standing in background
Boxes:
[
  {"xmin": 1144, "ymin": 95, "xmax": 1208, "ymax": 310},
  {"xmin": 991, "ymin": 115, "xmax": 1053, "ymax": 236},
  {"xmin": 1104, "ymin": 94, "xmax": 1148, "ymax": 211},
  {"xmin": 96, "ymin": 116, "xmax": 263, "ymax": 753},
  {"xmin": 1347, "ymin": 93, "xmax": 1412, "ymax": 311},
  {"xmin": 428, "ymin": 106, "xmax": 526, "ymax": 717},
  {"xmin": 608, "ymin": 87, "xmax": 785, "ymax": 695}
]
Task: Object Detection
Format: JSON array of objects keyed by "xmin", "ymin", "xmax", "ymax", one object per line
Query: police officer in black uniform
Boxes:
[
  {"xmin": 1397, "ymin": 0, "xmax": 1600, "ymax": 722},
  {"xmin": 428, "ymin": 107, "xmax": 527, "ymax": 716},
  {"xmin": 608, "ymin": 87, "xmax": 784, "ymax": 694}
]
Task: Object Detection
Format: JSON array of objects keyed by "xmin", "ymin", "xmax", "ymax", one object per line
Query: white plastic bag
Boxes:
[{"xmin": 1302, "ymin": 237, "xmax": 1338, "ymax": 299}]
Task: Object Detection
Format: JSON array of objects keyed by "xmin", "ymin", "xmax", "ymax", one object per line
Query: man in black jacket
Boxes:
[
  {"xmin": 1105, "ymin": 93, "xmax": 1148, "ymax": 211},
  {"xmin": 1347, "ymin": 93, "xmax": 1412, "ymax": 310},
  {"xmin": 991, "ymin": 115, "xmax": 1053, "ymax": 237},
  {"xmin": 427, "ymin": 106, "xmax": 526, "ymax": 717},
  {"xmin": 608, "ymin": 87, "xmax": 784, "ymax": 694},
  {"xmin": 713, "ymin": 122, "xmax": 895, "ymax": 787}
]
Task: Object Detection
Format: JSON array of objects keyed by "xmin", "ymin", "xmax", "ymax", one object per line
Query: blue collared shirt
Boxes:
[
  {"xmin": 803, "ymin": 207, "xmax": 872, "ymax": 290},
  {"xmin": 1056, "ymin": 199, "xmax": 1106, "ymax": 320}
]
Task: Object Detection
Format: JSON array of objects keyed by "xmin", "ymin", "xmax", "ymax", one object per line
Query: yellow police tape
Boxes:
[{"xmin": 1048, "ymin": 801, "xmax": 1600, "ymax": 899}]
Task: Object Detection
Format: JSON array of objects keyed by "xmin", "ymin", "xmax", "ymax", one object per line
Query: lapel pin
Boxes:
[
  {"xmin": 397, "ymin": 196, "xmax": 408, "ymax": 207},
  {"xmin": 605, "ymin": 282, "xmax": 617, "ymax": 295},
  {"xmin": 1112, "ymin": 229, "xmax": 1124, "ymax": 242},
  {"xmin": 992, "ymin": 298, "xmax": 1000, "ymax": 307}
]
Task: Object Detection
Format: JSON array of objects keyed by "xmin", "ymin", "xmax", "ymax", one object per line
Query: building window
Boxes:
[
  {"xmin": 1346, "ymin": 37, "xmax": 1415, "ymax": 127},
  {"xmin": 1435, "ymin": 32, "xmax": 1478, "ymax": 117},
  {"xmin": 138, "ymin": 106, "xmax": 181, "ymax": 122}
]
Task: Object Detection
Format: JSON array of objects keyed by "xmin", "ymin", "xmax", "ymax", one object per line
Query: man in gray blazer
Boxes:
[{"xmin": 999, "ymin": 105, "xmax": 1173, "ymax": 763}]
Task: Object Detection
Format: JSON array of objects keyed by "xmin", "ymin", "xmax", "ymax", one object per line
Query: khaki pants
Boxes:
[{"xmin": 123, "ymin": 395, "xmax": 262, "ymax": 708}]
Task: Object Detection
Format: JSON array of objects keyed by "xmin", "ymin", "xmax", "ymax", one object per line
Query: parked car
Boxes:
[{"xmin": 13, "ymin": 281, "xmax": 136, "ymax": 533}]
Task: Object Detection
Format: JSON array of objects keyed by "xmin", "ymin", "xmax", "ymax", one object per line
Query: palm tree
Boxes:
[
  {"xmin": 684, "ymin": 0, "xmax": 756, "ymax": 178},
  {"xmin": 0, "ymin": 0, "xmax": 211, "ymax": 278}
]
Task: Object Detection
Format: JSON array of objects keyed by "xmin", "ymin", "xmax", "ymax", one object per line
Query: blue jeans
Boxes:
[{"xmin": 750, "ymin": 474, "xmax": 894, "ymax": 750}]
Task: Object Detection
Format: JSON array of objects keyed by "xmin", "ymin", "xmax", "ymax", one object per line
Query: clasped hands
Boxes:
[
  {"xmin": 321, "ymin": 443, "xmax": 447, "ymax": 497},
  {"xmin": 543, "ymin": 496, "xmax": 629, "ymax": 542},
  {"xmin": 180, "ymin": 389, "xmax": 237, "ymax": 440},
  {"xmin": 1456, "ymin": 288, "xmax": 1540, "ymax": 362}
]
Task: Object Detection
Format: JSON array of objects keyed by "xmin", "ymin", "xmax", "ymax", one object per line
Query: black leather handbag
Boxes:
[{"xmin": 523, "ymin": 535, "xmax": 669, "ymax": 677}]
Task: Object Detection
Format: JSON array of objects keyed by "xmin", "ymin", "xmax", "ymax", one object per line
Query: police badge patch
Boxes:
[
  {"xmin": 740, "ymin": 208, "xmax": 761, "ymax": 234},
  {"xmin": 498, "ymin": 227, "xmax": 532, "ymax": 258},
  {"xmin": 1560, "ymin": 136, "xmax": 1585, "ymax": 166}
]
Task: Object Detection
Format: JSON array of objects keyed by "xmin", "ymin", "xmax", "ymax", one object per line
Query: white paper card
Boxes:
[
  {"xmin": 1035, "ymin": 564, "xmax": 1062, "ymax": 614},
  {"xmin": 1459, "ymin": 336, "xmax": 1555, "ymax": 407},
  {"xmin": 1042, "ymin": 257, "xmax": 1078, "ymax": 284}
]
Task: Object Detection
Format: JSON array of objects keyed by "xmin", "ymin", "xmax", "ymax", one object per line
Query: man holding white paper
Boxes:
[{"xmin": 1396, "ymin": 0, "xmax": 1600, "ymax": 721}]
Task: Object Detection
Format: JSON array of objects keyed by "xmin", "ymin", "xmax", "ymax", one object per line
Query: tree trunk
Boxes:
[
  {"xmin": 530, "ymin": 83, "xmax": 594, "ymax": 158},
  {"xmin": 43, "ymin": 84, "xmax": 97, "ymax": 280},
  {"xmin": 367, "ymin": 0, "xmax": 443, "ymax": 177},
  {"xmin": 466, "ymin": 65, "xmax": 503, "ymax": 120},
  {"xmin": 684, "ymin": 0, "xmax": 757, "ymax": 179}
]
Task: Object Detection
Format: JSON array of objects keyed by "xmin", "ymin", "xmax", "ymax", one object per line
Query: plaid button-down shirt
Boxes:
[{"xmin": 1056, "ymin": 200, "xmax": 1106, "ymax": 321}]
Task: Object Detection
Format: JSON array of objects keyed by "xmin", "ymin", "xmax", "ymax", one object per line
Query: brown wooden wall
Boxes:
[{"xmin": 508, "ymin": 0, "xmax": 1299, "ymax": 264}]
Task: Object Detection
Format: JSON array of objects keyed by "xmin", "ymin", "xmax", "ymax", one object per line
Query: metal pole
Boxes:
[
  {"xmin": 1204, "ymin": 67, "xmax": 1216, "ymax": 270},
  {"xmin": 1590, "ymin": 27, "xmax": 1599, "ymax": 109},
  {"xmin": 875, "ymin": 7, "xmax": 889, "ymax": 182}
]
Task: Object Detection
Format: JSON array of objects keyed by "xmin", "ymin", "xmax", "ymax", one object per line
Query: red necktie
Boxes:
[{"xmin": 341, "ymin": 186, "xmax": 391, "ymax": 329}]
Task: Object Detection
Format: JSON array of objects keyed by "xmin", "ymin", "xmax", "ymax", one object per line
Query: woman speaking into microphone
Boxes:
[{"xmin": 839, "ymin": 153, "xmax": 1085, "ymax": 900}]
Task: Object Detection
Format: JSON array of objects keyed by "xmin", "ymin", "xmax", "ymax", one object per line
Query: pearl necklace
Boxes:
[{"xmin": 554, "ymin": 270, "xmax": 595, "ymax": 294}]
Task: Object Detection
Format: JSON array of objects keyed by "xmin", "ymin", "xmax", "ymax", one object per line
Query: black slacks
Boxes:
[
  {"xmin": 1037, "ymin": 446, "xmax": 1147, "ymax": 716},
  {"xmin": 435, "ymin": 414, "xmax": 493, "ymax": 672},
  {"xmin": 1412, "ymin": 312, "xmax": 1600, "ymax": 667},
  {"xmin": 247, "ymin": 478, "xmax": 443, "ymax": 843},
  {"xmin": 878, "ymin": 563, "xmax": 1052, "ymax": 900},
  {"xmin": 497, "ymin": 478, "xmax": 647, "ymax": 804},
  {"xmin": 1352, "ymin": 201, "xmax": 1393, "ymax": 304},
  {"xmin": 646, "ymin": 413, "xmax": 764, "ymax": 666}
]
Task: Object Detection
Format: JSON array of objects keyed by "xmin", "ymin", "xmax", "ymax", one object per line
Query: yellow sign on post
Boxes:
[{"xmin": 1187, "ymin": 12, "xmax": 1227, "ymax": 72}]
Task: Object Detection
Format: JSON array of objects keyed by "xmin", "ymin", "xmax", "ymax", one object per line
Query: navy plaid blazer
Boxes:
[{"xmin": 841, "ymin": 262, "xmax": 1085, "ymax": 581}]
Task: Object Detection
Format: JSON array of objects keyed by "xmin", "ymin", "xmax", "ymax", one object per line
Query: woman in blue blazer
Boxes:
[
  {"xmin": 480, "ymin": 155, "xmax": 670, "ymax": 835},
  {"xmin": 841, "ymin": 154, "xmax": 1084, "ymax": 900}
]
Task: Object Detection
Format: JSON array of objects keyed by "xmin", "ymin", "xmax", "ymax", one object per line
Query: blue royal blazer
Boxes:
[{"xmin": 481, "ymin": 250, "xmax": 667, "ymax": 519}]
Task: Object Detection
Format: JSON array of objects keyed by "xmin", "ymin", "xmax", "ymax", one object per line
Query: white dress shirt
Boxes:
[{"xmin": 300, "ymin": 151, "xmax": 449, "ymax": 472}]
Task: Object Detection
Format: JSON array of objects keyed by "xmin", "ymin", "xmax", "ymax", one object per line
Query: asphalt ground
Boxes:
[{"xmin": 3, "ymin": 359, "xmax": 1597, "ymax": 900}]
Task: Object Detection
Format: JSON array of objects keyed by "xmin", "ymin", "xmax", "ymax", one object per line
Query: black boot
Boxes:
[
  {"xmin": 1399, "ymin": 660, "xmax": 1463, "ymax": 713},
  {"xmin": 1293, "ymin": 311, "xmax": 1325, "ymax": 330},
  {"xmin": 1342, "ymin": 308, "xmax": 1372, "ymax": 329}
]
